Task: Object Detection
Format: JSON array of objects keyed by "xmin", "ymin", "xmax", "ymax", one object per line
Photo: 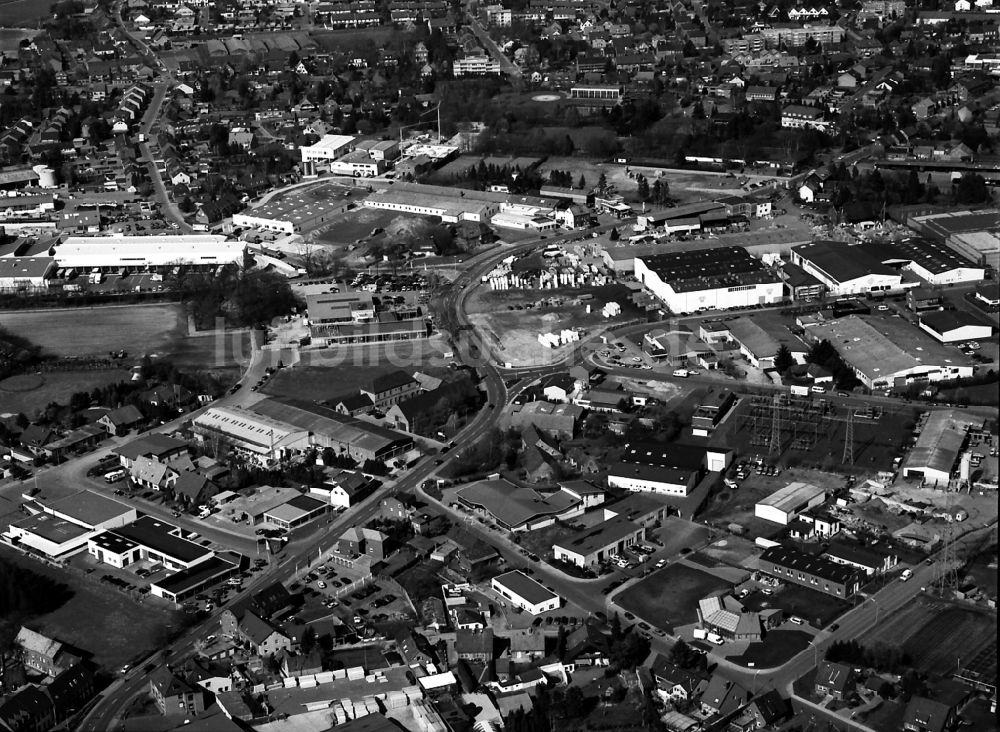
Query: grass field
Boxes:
[
  {"xmin": 616, "ymin": 563, "xmax": 731, "ymax": 631},
  {"xmin": 0, "ymin": 305, "xmax": 250, "ymax": 374},
  {"xmin": 731, "ymin": 630, "xmax": 811, "ymax": 668},
  {"xmin": 0, "ymin": 0, "xmax": 50, "ymax": 25},
  {"xmin": 0, "ymin": 548, "xmax": 185, "ymax": 673},
  {"xmin": 0, "ymin": 369, "xmax": 131, "ymax": 416},
  {"xmin": 0, "ymin": 304, "xmax": 184, "ymax": 358}
]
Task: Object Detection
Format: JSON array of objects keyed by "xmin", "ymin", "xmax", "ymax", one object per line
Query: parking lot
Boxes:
[{"xmin": 291, "ymin": 564, "xmax": 415, "ymax": 635}]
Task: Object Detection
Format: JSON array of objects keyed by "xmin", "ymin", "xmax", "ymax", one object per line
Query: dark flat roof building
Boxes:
[
  {"xmin": 759, "ymin": 544, "xmax": 862, "ymax": 597},
  {"xmin": 638, "ymin": 246, "xmax": 778, "ymax": 293}
]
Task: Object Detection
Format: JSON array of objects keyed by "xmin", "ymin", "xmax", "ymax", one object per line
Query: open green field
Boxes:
[
  {"xmin": 0, "ymin": 0, "xmax": 50, "ymax": 25},
  {"xmin": 0, "ymin": 304, "xmax": 184, "ymax": 358},
  {"xmin": 0, "ymin": 548, "xmax": 185, "ymax": 673},
  {"xmin": 731, "ymin": 630, "xmax": 812, "ymax": 668},
  {"xmin": 0, "ymin": 369, "xmax": 131, "ymax": 416},
  {"xmin": 0, "ymin": 305, "xmax": 250, "ymax": 374},
  {"xmin": 0, "ymin": 27, "xmax": 40, "ymax": 48},
  {"xmin": 615, "ymin": 563, "xmax": 731, "ymax": 632}
]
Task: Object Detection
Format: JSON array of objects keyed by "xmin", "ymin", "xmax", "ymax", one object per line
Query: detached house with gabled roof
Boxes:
[
  {"xmin": 902, "ymin": 695, "xmax": 957, "ymax": 732},
  {"xmin": 97, "ymin": 404, "xmax": 144, "ymax": 435},
  {"xmin": 149, "ymin": 667, "xmax": 205, "ymax": 716},
  {"xmin": 173, "ymin": 471, "xmax": 216, "ymax": 507},
  {"xmin": 650, "ymin": 654, "xmax": 708, "ymax": 703},
  {"xmin": 814, "ymin": 660, "xmax": 855, "ymax": 700},
  {"xmin": 701, "ymin": 674, "xmax": 750, "ymax": 717},
  {"xmin": 130, "ymin": 455, "xmax": 179, "ymax": 491},
  {"xmin": 231, "ymin": 611, "xmax": 292, "ymax": 657}
]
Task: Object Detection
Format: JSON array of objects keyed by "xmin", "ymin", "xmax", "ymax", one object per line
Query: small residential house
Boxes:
[
  {"xmin": 97, "ymin": 405, "xmax": 145, "ymax": 435},
  {"xmin": 149, "ymin": 667, "xmax": 205, "ymax": 716},
  {"xmin": 814, "ymin": 661, "xmax": 855, "ymax": 700},
  {"xmin": 701, "ymin": 674, "xmax": 750, "ymax": 717}
]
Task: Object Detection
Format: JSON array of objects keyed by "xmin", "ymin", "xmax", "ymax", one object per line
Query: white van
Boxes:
[{"xmin": 901, "ymin": 569, "xmax": 913, "ymax": 582}]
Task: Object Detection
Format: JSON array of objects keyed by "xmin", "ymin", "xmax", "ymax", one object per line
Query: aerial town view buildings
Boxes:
[{"xmin": 0, "ymin": 0, "xmax": 997, "ymax": 730}]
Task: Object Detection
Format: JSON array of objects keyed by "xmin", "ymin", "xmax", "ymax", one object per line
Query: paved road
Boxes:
[{"xmin": 465, "ymin": 18, "xmax": 521, "ymax": 77}]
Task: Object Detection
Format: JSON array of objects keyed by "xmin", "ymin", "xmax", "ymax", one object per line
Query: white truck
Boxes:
[
  {"xmin": 672, "ymin": 369, "xmax": 690, "ymax": 378},
  {"xmin": 901, "ymin": 569, "xmax": 913, "ymax": 582},
  {"xmin": 706, "ymin": 632, "xmax": 725, "ymax": 645},
  {"xmin": 89, "ymin": 269, "xmax": 103, "ymax": 284},
  {"xmin": 790, "ymin": 384, "xmax": 810, "ymax": 396},
  {"xmin": 692, "ymin": 628, "xmax": 708, "ymax": 640}
]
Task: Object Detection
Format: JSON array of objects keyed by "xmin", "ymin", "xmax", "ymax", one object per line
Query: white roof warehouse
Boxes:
[{"xmin": 49, "ymin": 235, "xmax": 246, "ymax": 270}]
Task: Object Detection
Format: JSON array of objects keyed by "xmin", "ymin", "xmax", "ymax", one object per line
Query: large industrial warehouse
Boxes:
[
  {"xmin": 634, "ymin": 246, "xmax": 783, "ymax": 314},
  {"xmin": 803, "ymin": 315, "xmax": 974, "ymax": 389},
  {"xmin": 790, "ymin": 240, "xmax": 902, "ymax": 296},
  {"xmin": 755, "ymin": 482, "xmax": 827, "ymax": 525},
  {"xmin": 193, "ymin": 398, "xmax": 413, "ymax": 467},
  {"xmin": 49, "ymin": 235, "xmax": 246, "ymax": 272},
  {"xmin": 901, "ymin": 409, "xmax": 985, "ymax": 486}
]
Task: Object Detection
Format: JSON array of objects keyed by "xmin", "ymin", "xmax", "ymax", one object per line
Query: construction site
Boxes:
[{"xmin": 713, "ymin": 393, "xmax": 919, "ymax": 474}]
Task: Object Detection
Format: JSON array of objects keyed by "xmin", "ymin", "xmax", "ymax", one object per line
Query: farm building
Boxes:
[
  {"xmin": 790, "ymin": 240, "xmax": 902, "ymax": 296},
  {"xmin": 801, "ymin": 315, "xmax": 973, "ymax": 389},
  {"xmin": 634, "ymin": 247, "xmax": 783, "ymax": 314},
  {"xmin": 491, "ymin": 571, "xmax": 561, "ymax": 615},
  {"xmin": 755, "ymin": 482, "xmax": 826, "ymax": 525},
  {"xmin": 50, "ymin": 235, "xmax": 245, "ymax": 272}
]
